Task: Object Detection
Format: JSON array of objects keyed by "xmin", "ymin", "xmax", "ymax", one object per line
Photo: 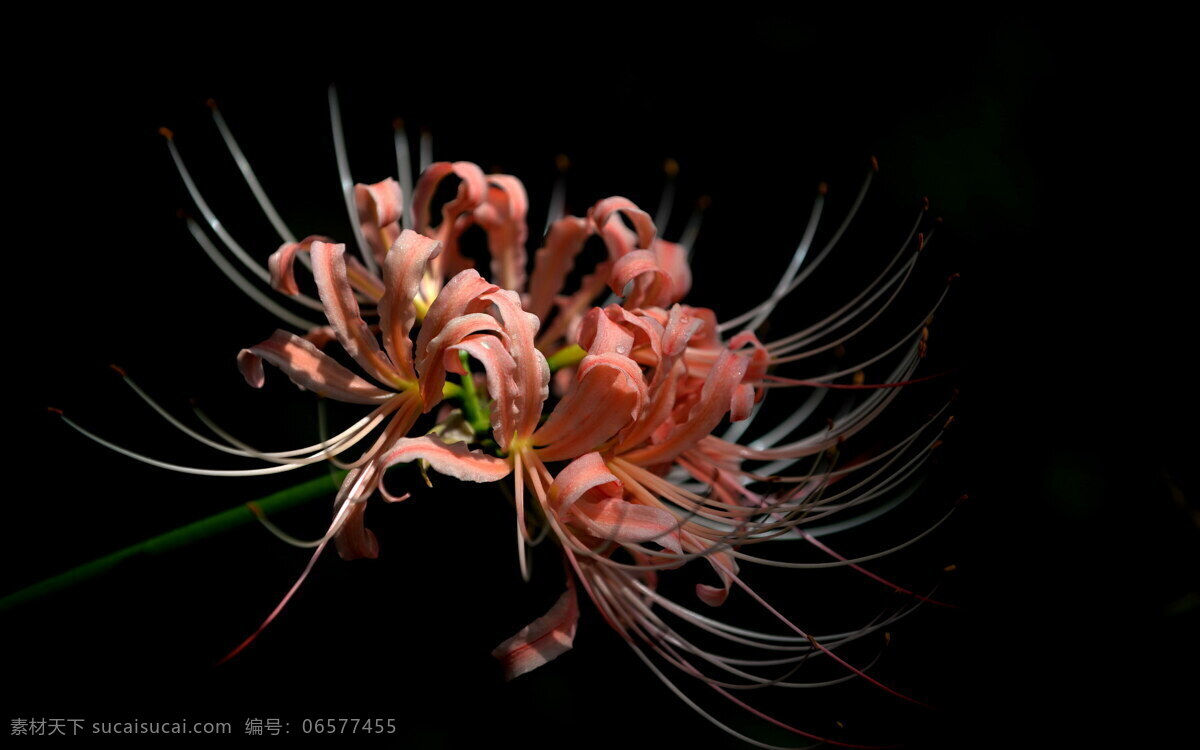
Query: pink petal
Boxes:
[
  {"xmin": 572, "ymin": 496, "xmax": 682, "ymax": 553},
  {"xmin": 491, "ymin": 580, "xmax": 579, "ymax": 680},
  {"xmin": 549, "ymin": 452, "xmax": 622, "ymax": 515},
  {"xmin": 421, "ymin": 317, "xmax": 509, "ymax": 411},
  {"xmin": 652, "ymin": 238, "xmax": 692, "ymax": 304},
  {"xmin": 526, "ymin": 216, "xmax": 591, "ymax": 321},
  {"xmin": 378, "ymin": 229, "xmax": 442, "ymax": 382},
  {"xmin": 354, "ymin": 178, "xmax": 404, "ymax": 267},
  {"xmin": 412, "ymin": 161, "xmax": 488, "ymax": 283},
  {"xmin": 589, "ymin": 196, "xmax": 656, "ymax": 255},
  {"xmin": 378, "ymin": 435, "xmax": 512, "ymax": 483},
  {"xmin": 623, "ymin": 349, "xmax": 748, "ymax": 466},
  {"xmin": 237, "ymin": 329, "xmax": 394, "ymax": 404},
  {"xmin": 533, "ymin": 353, "xmax": 644, "ymax": 462},
  {"xmin": 268, "ymin": 235, "xmax": 330, "ymax": 295},
  {"xmin": 474, "ymin": 174, "xmax": 529, "ymax": 292},
  {"xmin": 609, "ymin": 249, "xmax": 670, "ymax": 309},
  {"xmin": 478, "ymin": 287, "xmax": 549, "ymax": 447},
  {"xmin": 311, "ymin": 241, "xmax": 401, "ymax": 387}
]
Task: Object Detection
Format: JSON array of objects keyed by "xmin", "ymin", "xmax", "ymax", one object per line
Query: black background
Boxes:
[{"xmin": 8, "ymin": 21, "xmax": 1194, "ymax": 748}]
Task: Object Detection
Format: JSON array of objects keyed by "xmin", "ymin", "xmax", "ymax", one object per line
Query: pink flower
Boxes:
[{"xmin": 63, "ymin": 93, "xmax": 954, "ymax": 747}]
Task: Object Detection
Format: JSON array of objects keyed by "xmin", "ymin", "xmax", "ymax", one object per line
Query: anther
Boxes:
[
  {"xmin": 947, "ymin": 272, "xmax": 961, "ymax": 285},
  {"xmin": 108, "ymin": 364, "xmax": 128, "ymax": 378},
  {"xmin": 884, "ymin": 631, "xmax": 892, "ymax": 644},
  {"xmin": 392, "ymin": 117, "xmax": 405, "ymax": 131},
  {"xmin": 206, "ymin": 98, "xmax": 218, "ymax": 109},
  {"xmin": 834, "ymin": 344, "xmax": 847, "ymax": 358},
  {"xmin": 870, "ymin": 155, "xmax": 880, "ymax": 172},
  {"xmin": 955, "ymin": 493, "xmax": 970, "ymax": 506},
  {"xmin": 943, "ymin": 415, "xmax": 956, "ymax": 430},
  {"xmin": 917, "ymin": 232, "xmax": 926, "ymax": 252},
  {"xmin": 818, "ymin": 181, "xmax": 829, "ymax": 196},
  {"xmin": 663, "ymin": 158, "xmax": 679, "ymax": 177},
  {"xmin": 943, "ymin": 563, "xmax": 958, "ymax": 572},
  {"xmin": 555, "ymin": 154, "xmax": 570, "ymax": 173},
  {"xmin": 696, "ymin": 195, "xmax": 712, "ymax": 210},
  {"xmin": 157, "ymin": 126, "xmax": 174, "ymax": 141},
  {"xmin": 922, "ymin": 196, "xmax": 930, "ymax": 211},
  {"xmin": 47, "ymin": 407, "xmax": 64, "ymax": 416},
  {"xmin": 852, "ymin": 370, "xmax": 866, "ymax": 386}
]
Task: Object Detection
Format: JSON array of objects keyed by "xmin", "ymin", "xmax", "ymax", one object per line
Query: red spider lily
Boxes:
[{"xmin": 59, "ymin": 90, "xmax": 954, "ymax": 748}]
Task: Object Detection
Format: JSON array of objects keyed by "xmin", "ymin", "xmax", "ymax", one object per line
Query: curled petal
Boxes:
[
  {"xmin": 268, "ymin": 235, "xmax": 330, "ymax": 295},
  {"xmin": 549, "ymin": 452, "xmax": 622, "ymax": 516},
  {"xmin": 491, "ymin": 579, "xmax": 579, "ymax": 681},
  {"xmin": 572, "ymin": 496, "xmax": 682, "ymax": 554},
  {"xmin": 474, "ymin": 174, "xmax": 529, "ymax": 293},
  {"xmin": 421, "ymin": 316, "xmax": 509, "ymax": 410},
  {"xmin": 355, "ymin": 179, "xmax": 404, "ymax": 266},
  {"xmin": 378, "ymin": 230, "xmax": 442, "ymax": 382},
  {"xmin": 526, "ymin": 216, "xmax": 591, "ymax": 321},
  {"xmin": 379, "ymin": 435, "xmax": 512, "ymax": 483},
  {"xmin": 622, "ymin": 349, "xmax": 748, "ymax": 466},
  {"xmin": 534, "ymin": 353, "xmax": 645, "ymax": 462},
  {"xmin": 311, "ymin": 241, "xmax": 401, "ymax": 387},
  {"xmin": 412, "ymin": 161, "xmax": 489, "ymax": 282},
  {"xmin": 237, "ymin": 329, "xmax": 393, "ymax": 404},
  {"xmin": 731, "ymin": 383, "xmax": 756, "ymax": 422},
  {"xmin": 652, "ymin": 238, "xmax": 692, "ymax": 304},
  {"xmin": 589, "ymin": 196, "xmax": 656, "ymax": 255},
  {"xmin": 609, "ymin": 249, "xmax": 671, "ymax": 309}
]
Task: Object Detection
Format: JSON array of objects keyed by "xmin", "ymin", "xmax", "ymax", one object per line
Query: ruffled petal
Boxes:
[{"xmin": 526, "ymin": 216, "xmax": 591, "ymax": 321}]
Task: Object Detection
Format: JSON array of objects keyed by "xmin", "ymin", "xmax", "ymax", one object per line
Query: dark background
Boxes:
[{"xmin": 8, "ymin": 22, "xmax": 1194, "ymax": 748}]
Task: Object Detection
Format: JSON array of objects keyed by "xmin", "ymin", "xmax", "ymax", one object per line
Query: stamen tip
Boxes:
[
  {"xmin": 869, "ymin": 155, "xmax": 880, "ymax": 172},
  {"xmin": 47, "ymin": 406, "xmax": 64, "ymax": 416},
  {"xmin": 817, "ymin": 181, "xmax": 829, "ymax": 196},
  {"xmin": 943, "ymin": 415, "xmax": 956, "ymax": 430},
  {"xmin": 955, "ymin": 493, "xmax": 970, "ymax": 506},
  {"xmin": 108, "ymin": 363, "xmax": 128, "ymax": 378},
  {"xmin": 205, "ymin": 98, "xmax": 218, "ymax": 110},
  {"xmin": 555, "ymin": 154, "xmax": 570, "ymax": 173},
  {"xmin": 833, "ymin": 344, "xmax": 847, "ymax": 359},
  {"xmin": 157, "ymin": 126, "xmax": 174, "ymax": 141},
  {"xmin": 922, "ymin": 196, "xmax": 930, "ymax": 211},
  {"xmin": 943, "ymin": 563, "xmax": 958, "ymax": 572},
  {"xmin": 663, "ymin": 157, "xmax": 679, "ymax": 177},
  {"xmin": 946, "ymin": 272, "xmax": 962, "ymax": 285},
  {"xmin": 884, "ymin": 631, "xmax": 892, "ymax": 644},
  {"xmin": 392, "ymin": 117, "xmax": 405, "ymax": 131},
  {"xmin": 852, "ymin": 370, "xmax": 866, "ymax": 386},
  {"xmin": 696, "ymin": 195, "xmax": 712, "ymax": 210}
]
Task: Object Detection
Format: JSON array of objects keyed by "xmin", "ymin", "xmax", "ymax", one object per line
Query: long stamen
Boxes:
[
  {"xmin": 327, "ymin": 85, "xmax": 378, "ymax": 275},
  {"xmin": 392, "ymin": 119, "xmax": 414, "ymax": 232},
  {"xmin": 208, "ymin": 99, "xmax": 297, "ymax": 244},
  {"xmin": 185, "ymin": 220, "xmax": 322, "ymax": 330}
]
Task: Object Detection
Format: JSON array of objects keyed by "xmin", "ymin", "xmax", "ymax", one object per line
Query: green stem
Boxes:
[
  {"xmin": 457, "ymin": 351, "xmax": 491, "ymax": 434},
  {"xmin": 0, "ymin": 471, "xmax": 346, "ymax": 613},
  {"xmin": 547, "ymin": 344, "xmax": 586, "ymax": 372}
]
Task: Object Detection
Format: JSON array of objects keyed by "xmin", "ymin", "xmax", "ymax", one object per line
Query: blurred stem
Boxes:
[
  {"xmin": 0, "ymin": 471, "xmax": 346, "ymax": 613},
  {"xmin": 547, "ymin": 344, "xmax": 585, "ymax": 372}
]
